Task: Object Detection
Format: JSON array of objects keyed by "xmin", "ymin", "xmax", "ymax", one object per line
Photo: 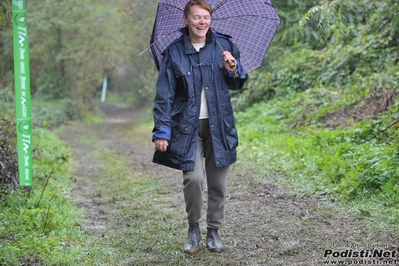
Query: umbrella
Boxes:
[{"xmin": 145, "ymin": 0, "xmax": 281, "ymax": 73}]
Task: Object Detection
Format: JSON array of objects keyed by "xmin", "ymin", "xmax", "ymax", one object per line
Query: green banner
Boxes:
[{"xmin": 12, "ymin": 0, "xmax": 33, "ymax": 187}]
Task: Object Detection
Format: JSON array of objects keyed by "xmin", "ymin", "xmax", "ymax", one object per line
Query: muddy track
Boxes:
[{"xmin": 59, "ymin": 102, "xmax": 398, "ymax": 266}]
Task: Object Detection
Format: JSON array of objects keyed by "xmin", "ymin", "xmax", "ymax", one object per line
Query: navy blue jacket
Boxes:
[{"xmin": 152, "ymin": 27, "xmax": 248, "ymax": 171}]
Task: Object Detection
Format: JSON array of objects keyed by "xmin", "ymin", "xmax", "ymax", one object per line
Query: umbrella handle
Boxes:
[
  {"xmin": 216, "ymin": 40, "xmax": 236, "ymax": 69},
  {"xmin": 228, "ymin": 60, "xmax": 236, "ymax": 69}
]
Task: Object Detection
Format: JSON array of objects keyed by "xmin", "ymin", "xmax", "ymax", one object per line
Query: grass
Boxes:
[
  {"xmin": 2, "ymin": 98, "xmax": 398, "ymax": 264},
  {"xmin": 0, "ymin": 128, "xmax": 89, "ymax": 265},
  {"xmin": 234, "ymin": 99, "xmax": 399, "ymax": 233},
  {"xmin": 235, "ymin": 135, "xmax": 399, "ymax": 229},
  {"xmin": 53, "ymin": 119, "xmax": 235, "ymax": 265},
  {"xmin": 1, "ymin": 110, "xmax": 236, "ymax": 265}
]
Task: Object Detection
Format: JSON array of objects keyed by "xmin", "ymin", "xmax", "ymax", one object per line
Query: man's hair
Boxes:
[{"xmin": 183, "ymin": 0, "xmax": 213, "ymax": 18}]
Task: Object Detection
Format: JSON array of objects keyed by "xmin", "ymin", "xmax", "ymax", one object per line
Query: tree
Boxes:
[
  {"xmin": 25, "ymin": 0, "xmax": 131, "ymax": 110},
  {"xmin": 299, "ymin": 0, "xmax": 397, "ymax": 46},
  {"xmin": 114, "ymin": 0, "xmax": 159, "ymax": 106}
]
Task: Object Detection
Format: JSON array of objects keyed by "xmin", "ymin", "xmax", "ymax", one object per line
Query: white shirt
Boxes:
[{"xmin": 192, "ymin": 42, "xmax": 209, "ymax": 119}]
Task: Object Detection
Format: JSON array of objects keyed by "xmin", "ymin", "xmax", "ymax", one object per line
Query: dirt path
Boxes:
[{"xmin": 59, "ymin": 102, "xmax": 398, "ymax": 266}]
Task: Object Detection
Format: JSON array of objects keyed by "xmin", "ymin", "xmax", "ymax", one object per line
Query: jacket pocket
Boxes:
[
  {"xmin": 172, "ymin": 63, "xmax": 192, "ymax": 99},
  {"xmin": 169, "ymin": 124, "xmax": 192, "ymax": 157},
  {"xmin": 223, "ymin": 118, "xmax": 238, "ymax": 150}
]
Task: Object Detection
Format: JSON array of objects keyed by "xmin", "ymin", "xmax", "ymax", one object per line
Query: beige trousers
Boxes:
[{"xmin": 183, "ymin": 119, "xmax": 229, "ymax": 229}]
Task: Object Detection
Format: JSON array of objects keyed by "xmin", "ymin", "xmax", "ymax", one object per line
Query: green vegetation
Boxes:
[
  {"xmin": 232, "ymin": 0, "xmax": 399, "ymax": 225},
  {"xmin": 0, "ymin": 0, "xmax": 11, "ymax": 29},
  {"xmin": 2, "ymin": 118, "xmax": 233, "ymax": 265},
  {"xmin": 52, "ymin": 123, "xmax": 221, "ymax": 265},
  {"xmin": 0, "ymin": 127, "xmax": 86, "ymax": 265},
  {"xmin": 235, "ymin": 99, "xmax": 399, "ymax": 225},
  {"xmin": 0, "ymin": 0, "xmax": 159, "ymax": 111}
]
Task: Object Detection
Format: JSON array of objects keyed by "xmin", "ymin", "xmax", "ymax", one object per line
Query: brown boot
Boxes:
[
  {"xmin": 183, "ymin": 223, "xmax": 200, "ymax": 255},
  {"xmin": 206, "ymin": 228, "xmax": 224, "ymax": 253}
]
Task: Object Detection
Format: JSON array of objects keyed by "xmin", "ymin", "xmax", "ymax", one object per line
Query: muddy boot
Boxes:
[
  {"xmin": 183, "ymin": 223, "xmax": 200, "ymax": 255},
  {"xmin": 206, "ymin": 228, "xmax": 224, "ymax": 253}
]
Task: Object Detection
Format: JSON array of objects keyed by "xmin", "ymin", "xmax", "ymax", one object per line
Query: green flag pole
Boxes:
[{"xmin": 12, "ymin": 0, "xmax": 33, "ymax": 187}]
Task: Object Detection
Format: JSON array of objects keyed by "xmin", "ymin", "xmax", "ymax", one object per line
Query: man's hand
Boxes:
[{"xmin": 154, "ymin": 138, "xmax": 169, "ymax": 152}]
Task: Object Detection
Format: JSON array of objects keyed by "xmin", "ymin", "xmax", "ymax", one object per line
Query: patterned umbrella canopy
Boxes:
[{"xmin": 147, "ymin": 0, "xmax": 281, "ymax": 73}]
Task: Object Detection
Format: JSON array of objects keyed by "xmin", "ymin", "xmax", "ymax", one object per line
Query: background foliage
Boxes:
[
  {"xmin": 0, "ymin": 127, "xmax": 93, "ymax": 265},
  {"xmin": 233, "ymin": 0, "xmax": 399, "ymax": 201},
  {"xmin": 0, "ymin": 0, "xmax": 159, "ymax": 111}
]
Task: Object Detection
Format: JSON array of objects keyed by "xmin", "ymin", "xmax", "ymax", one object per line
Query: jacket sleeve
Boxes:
[{"xmin": 152, "ymin": 50, "xmax": 176, "ymax": 142}]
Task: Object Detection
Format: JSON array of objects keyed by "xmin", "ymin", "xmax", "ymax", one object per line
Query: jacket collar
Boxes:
[{"xmin": 179, "ymin": 26, "xmax": 215, "ymax": 55}]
